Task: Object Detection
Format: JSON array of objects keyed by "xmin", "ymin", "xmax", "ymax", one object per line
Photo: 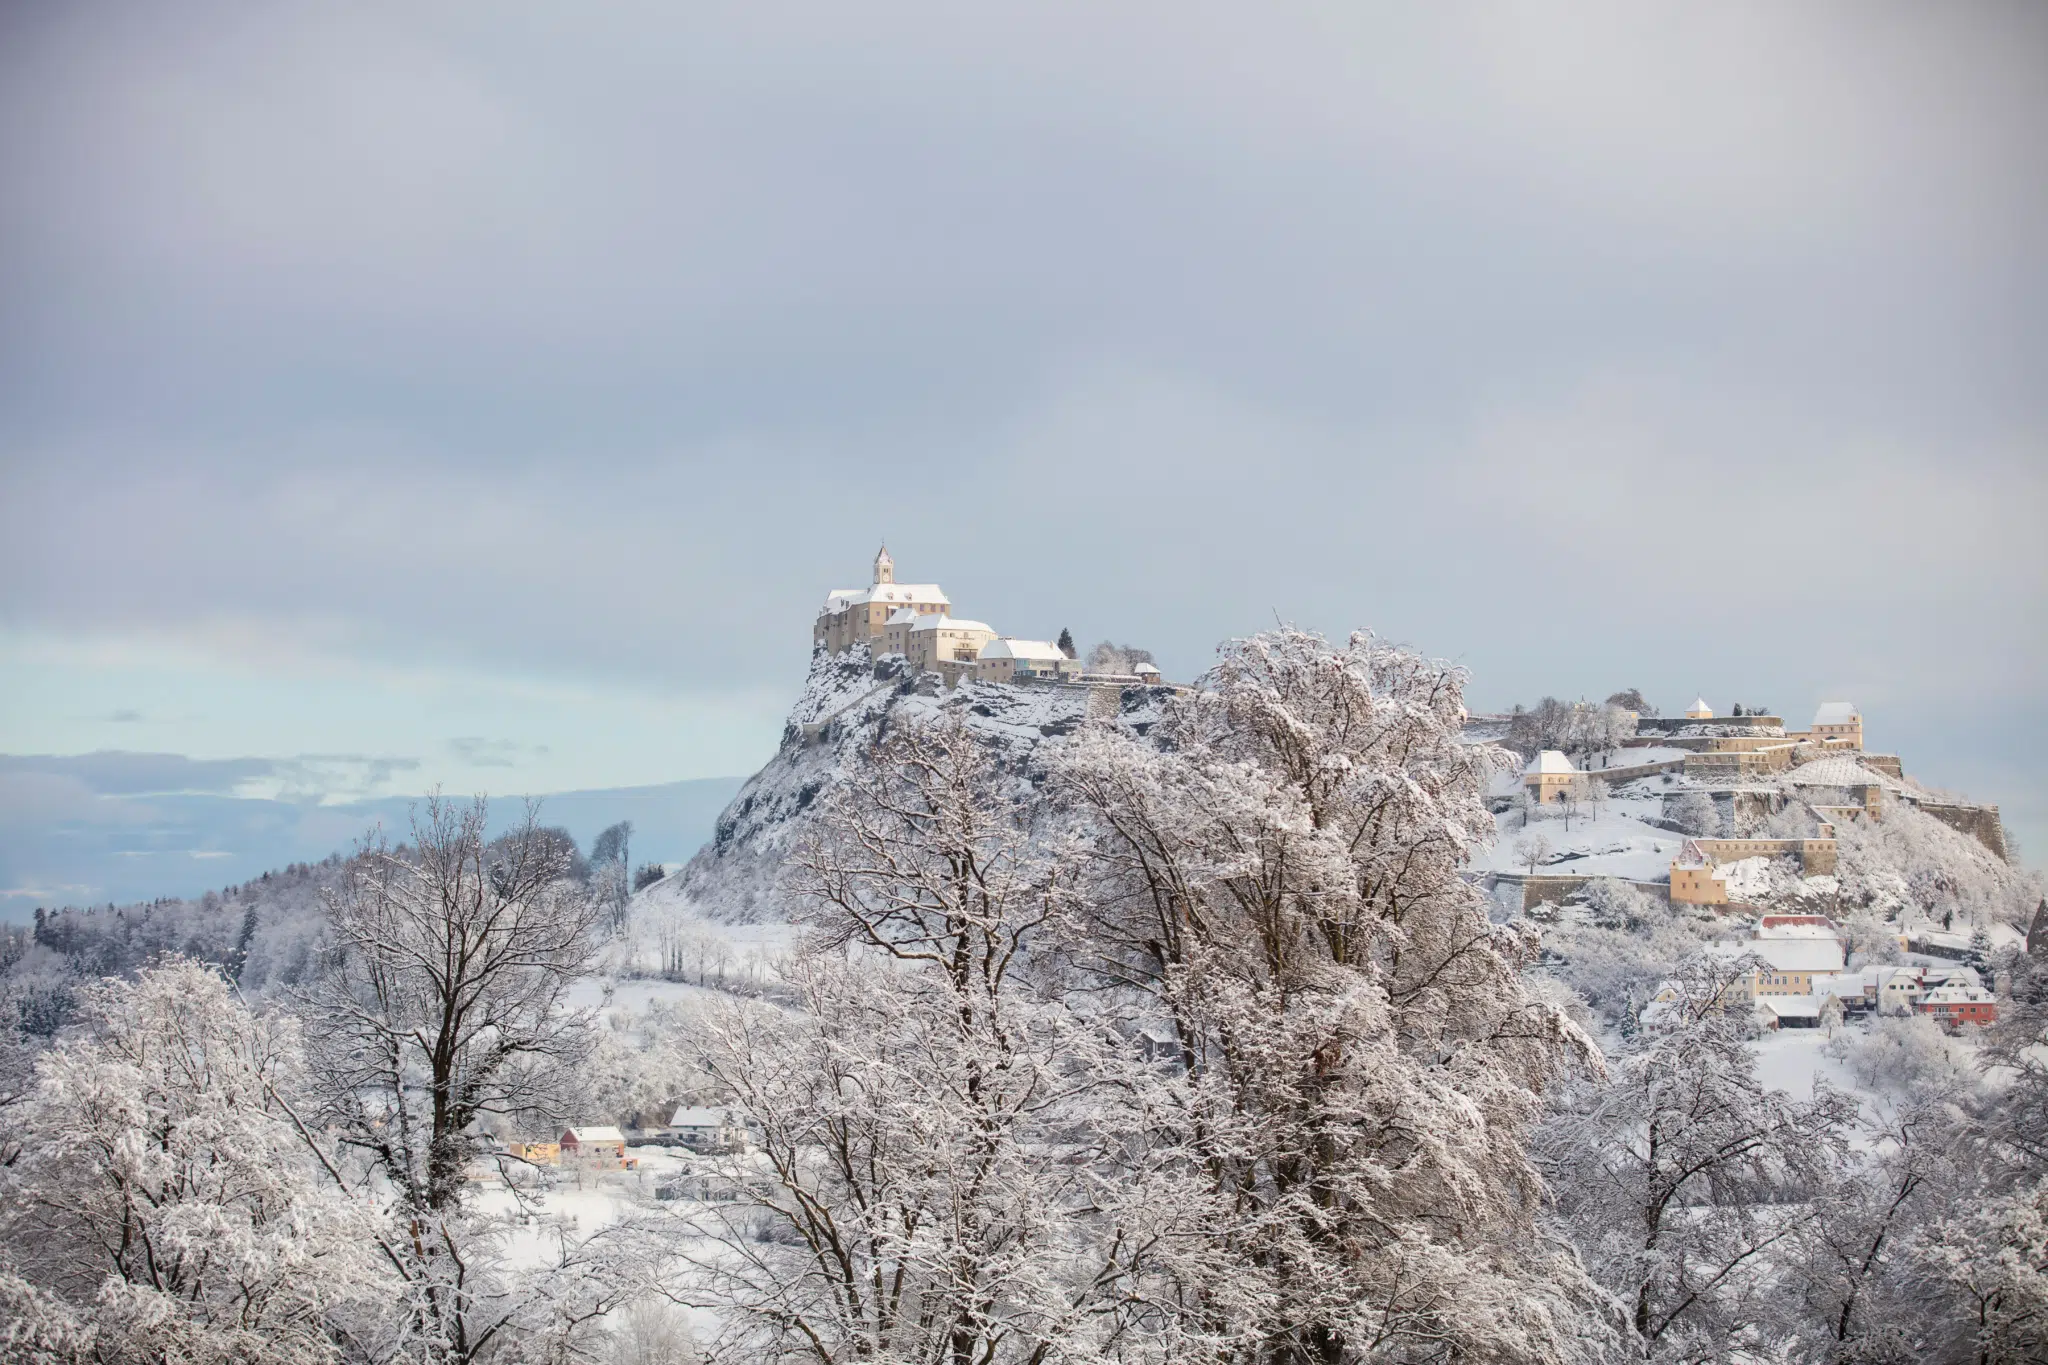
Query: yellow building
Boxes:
[
  {"xmin": 908, "ymin": 615, "xmax": 997, "ymax": 684},
  {"xmin": 814, "ymin": 547, "xmax": 951, "ymax": 652},
  {"xmin": 1669, "ymin": 833, "xmax": 1839, "ymax": 904},
  {"xmin": 1522, "ymin": 750, "xmax": 1580, "ymax": 805},
  {"xmin": 1808, "ymin": 701, "xmax": 1863, "ymax": 749},
  {"xmin": 1670, "ymin": 840, "xmax": 1730, "ymax": 905}
]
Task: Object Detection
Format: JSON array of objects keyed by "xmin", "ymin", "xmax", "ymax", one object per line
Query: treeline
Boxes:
[{"xmin": 1, "ymin": 819, "xmax": 665, "ymax": 1040}]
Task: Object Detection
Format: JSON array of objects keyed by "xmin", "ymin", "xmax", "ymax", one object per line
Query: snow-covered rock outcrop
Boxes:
[{"xmin": 663, "ymin": 646, "xmax": 1172, "ymax": 922}]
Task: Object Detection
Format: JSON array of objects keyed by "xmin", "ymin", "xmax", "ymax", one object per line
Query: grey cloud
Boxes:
[{"xmin": 0, "ymin": 4, "xmax": 2041, "ymax": 856}]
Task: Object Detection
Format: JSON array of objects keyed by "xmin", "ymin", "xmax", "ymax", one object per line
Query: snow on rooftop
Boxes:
[
  {"xmin": 1812, "ymin": 701, "xmax": 1860, "ymax": 727},
  {"xmin": 668, "ymin": 1107, "xmax": 733, "ymax": 1128},
  {"xmin": 1688, "ymin": 697, "xmax": 1713, "ymax": 715},
  {"xmin": 821, "ymin": 583, "xmax": 951, "ymax": 612},
  {"xmin": 886, "ymin": 607, "xmax": 919, "ymax": 625},
  {"xmin": 1524, "ymin": 750, "xmax": 1578, "ymax": 775},
  {"xmin": 1784, "ymin": 754, "xmax": 1903, "ymax": 791},
  {"xmin": 564, "ymin": 1125, "xmax": 625, "ymax": 1143},
  {"xmin": 1712, "ymin": 938, "xmax": 1846, "ymax": 973},
  {"xmin": 912, "ymin": 615, "xmax": 993, "ymax": 633},
  {"xmin": 980, "ymin": 638, "xmax": 1066, "ymax": 662}
]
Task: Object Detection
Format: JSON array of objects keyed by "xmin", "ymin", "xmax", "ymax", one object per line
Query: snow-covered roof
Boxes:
[
  {"xmin": 563, "ymin": 1125, "xmax": 624, "ymax": 1143},
  {"xmin": 1756, "ymin": 922, "xmax": 1841, "ymax": 941},
  {"xmin": 668, "ymin": 1107, "xmax": 733, "ymax": 1128},
  {"xmin": 1688, "ymin": 697, "xmax": 1713, "ymax": 715},
  {"xmin": 1812, "ymin": 701, "xmax": 1860, "ymax": 727},
  {"xmin": 1134, "ymin": 662, "xmax": 1161, "ymax": 676},
  {"xmin": 979, "ymin": 638, "xmax": 1066, "ymax": 663},
  {"xmin": 1921, "ymin": 984, "xmax": 1995, "ymax": 1005},
  {"xmin": 1758, "ymin": 996, "xmax": 1821, "ymax": 1019},
  {"xmin": 821, "ymin": 584, "xmax": 951, "ymax": 612},
  {"xmin": 911, "ymin": 615, "xmax": 993, "ymax": 634},
  {"xmin": 1749, "ymin": 938, "xmax": 1846, "ymax": 973},
  {"xmin": 886, "ymin": 607, "xmax": 919, "ymax": 626},
  {"xmin": 1524, "ymin": 750, "xmax": 1577, "ymax": 776},
  {"xmin": 1784, "ymin": 755, "xmax": 1904, "ymax": 792}
]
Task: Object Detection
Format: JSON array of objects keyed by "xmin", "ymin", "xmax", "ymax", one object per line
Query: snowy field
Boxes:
[{"xmin": 1475, "ymin": 793, "xmax": 1683, "ymax": 881}]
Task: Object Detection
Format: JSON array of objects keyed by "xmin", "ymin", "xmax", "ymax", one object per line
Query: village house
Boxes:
[
  {"xmin": 667, "ymin": 1106, "xmax": 748, "ymax": 1153},
  {"xmin": 1707, "ymin": 927, "xmax": 1847, "ymax": 1000},
  {"xmin": 1753, "ymin": 994, "xmax": 1842, "ymax": 1031},
  {"xmin": 1916, "ymin": 983, "xmax": 1998, "ymax": 1029},
  {"xmin": 500, "ymin": 1140, "xmax": 559, "ymax": 1166}
]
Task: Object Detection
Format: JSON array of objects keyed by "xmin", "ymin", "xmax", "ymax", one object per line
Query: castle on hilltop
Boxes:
[{"xmin": 813, "ymin": 547, "xmax": 1160, "ymax": 689}]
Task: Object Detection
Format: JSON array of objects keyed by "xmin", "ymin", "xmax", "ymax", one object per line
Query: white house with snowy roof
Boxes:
[{"xmin": 1522, "ymin": 750, "xmax": 1580, "ymax": 805}]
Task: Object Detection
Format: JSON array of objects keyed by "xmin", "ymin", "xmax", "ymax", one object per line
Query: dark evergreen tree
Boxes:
[{"xmin": 1056, "ymin": 627, "xmax": 1075, "ymax": 658}]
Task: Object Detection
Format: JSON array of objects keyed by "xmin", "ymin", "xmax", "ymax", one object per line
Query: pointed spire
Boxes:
[{"xmin": 873, "ymin": 543, "xmax": 894, "ymax": 585}]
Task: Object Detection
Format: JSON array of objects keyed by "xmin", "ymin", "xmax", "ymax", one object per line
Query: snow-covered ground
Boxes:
[{"xmin": 1475, "ymin": 796, "xmax": 1683, "ymax": 882}]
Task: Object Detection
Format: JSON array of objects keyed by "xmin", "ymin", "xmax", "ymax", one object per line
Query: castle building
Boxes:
[
  {"xmin": 1809, "ymin": 701, "xmax": 1863, "ymax": 748},
  {"xmin": 814, "ymin": 547, "xmax": 950, "ymax": 653},
  {"xmin": 976, "ymin": 638, "xmax": 1077, "ymax": 684},
  {"xmin": 908, "ymin": 615, "xmax": 997, "ymax": 684},
  {"xmin": 1685, "ymin": 697, "xmax": 1714, "ymax": 720}
]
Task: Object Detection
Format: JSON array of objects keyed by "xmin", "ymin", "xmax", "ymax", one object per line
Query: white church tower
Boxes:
[{"xmin": 873, "ymin": 544, "xmax": 894, "ymax": 585}]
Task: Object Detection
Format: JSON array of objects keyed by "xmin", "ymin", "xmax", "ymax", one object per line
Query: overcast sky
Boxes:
[{"xmin": 2, "ymin": 2, "xmax": 2044, "ymax": 906}]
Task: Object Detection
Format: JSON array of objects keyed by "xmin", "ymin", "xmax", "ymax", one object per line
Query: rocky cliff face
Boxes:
[{"xmin": 666, "ymin": 646, "xmax": 1172, "ymax": 922}]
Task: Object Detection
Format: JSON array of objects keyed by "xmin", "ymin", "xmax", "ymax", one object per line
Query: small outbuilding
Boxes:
[
  {"xmin": 1522, "ymin": 750, "xmax": 1580, "ymax": 805},
  {"xmin": 561, "ymin": 1126, "xmax": 627, "ymax": 1163},
  {"xmin": 1686, "ymin": 697, "xmax": 1714, "ymax": 720}
]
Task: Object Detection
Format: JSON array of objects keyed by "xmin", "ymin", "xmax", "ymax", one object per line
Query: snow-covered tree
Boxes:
[
  {"xmin": 298, "ymin": 796, "xmax": 619, "ymax": 1362},
  {"xmin": 1784, "ymin": 1108, "xmax": 1957, "ymax": 1365},
  {"xmin": 0, "ymin": 958, "xmax": 379, "ymax": 1363},
  {"xmin": 679, "ymin": 718, "xmax": 1182, "ymax": 1364},
  {"xmin": 1053, "ymin": 629, "xmax": 1615, "ymax": 1362},
  {"xmin": 1539, "ymin": 955, "xmax": 1857, "ymax": 1360},
  {"xmin": 1664, "ymin": 791, "xmax": 1721, "ymax": 838}
]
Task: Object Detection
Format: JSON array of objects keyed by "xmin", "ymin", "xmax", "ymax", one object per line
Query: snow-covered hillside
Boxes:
[{"xmin": 660, "ymin": 645, "xmax": 1172, "ymax": 922}]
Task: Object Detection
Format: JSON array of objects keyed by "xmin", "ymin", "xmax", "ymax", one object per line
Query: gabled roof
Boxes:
[
  {"xmin": 1921, "ymin": 984, "xmax": 1995, "ymax": 1005},
  {"xmin": 911, "ymin": 615, "xmax": 993, "ymax": 634},
  {"xmin": 1813, "ymin": 701, "xmax": 1860, "ymax": 727},
  {"xmin": 1524, "ymin": 750, "xmax": 1577, "ymax": 776},
  {"xmin": 563, "ymin": 1125, "xmax": 624, "ymax": 1143},
  {"xmin": 1749, "ymin": 938, "xmax": 1846, "ymax": 973},
  {"xmin": 886, "ymin": 607, "xmax": 919, "ymax": 625}
]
